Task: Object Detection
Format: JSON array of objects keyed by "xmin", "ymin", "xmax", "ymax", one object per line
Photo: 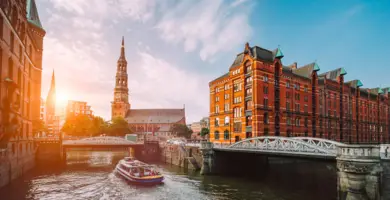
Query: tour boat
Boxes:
[{"xmin": 115, "ymin": 157, "xmax": 164, "ymax": 185}]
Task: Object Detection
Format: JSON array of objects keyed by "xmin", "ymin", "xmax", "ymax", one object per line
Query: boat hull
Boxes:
[{"xmin": 115, "ymin": 165, "xmax": 164, "ymax": 185}]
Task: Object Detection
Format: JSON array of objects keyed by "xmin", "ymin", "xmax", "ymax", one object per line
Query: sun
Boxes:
[{"xmin": 56, "ymin": 91, "xmax": 69, "ymax": 107}]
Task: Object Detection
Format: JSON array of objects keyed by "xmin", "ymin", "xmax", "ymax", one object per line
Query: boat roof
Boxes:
[{"xmin": 119, "ymin": 160, "xmax": 154, "ymax": 168}]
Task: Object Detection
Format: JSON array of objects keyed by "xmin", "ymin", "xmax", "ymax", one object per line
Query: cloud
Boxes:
[
  {"xmin": 155, "ymin": 0, "xmax": 252, "ymax": 61},
  {"xmin": 127, "ymin": 51, "xmax": 210, "ymax": 123}
]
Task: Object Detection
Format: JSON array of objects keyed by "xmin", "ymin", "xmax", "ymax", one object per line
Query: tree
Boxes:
[
  {"xmin": 90, "ymin": 116, "xmax": 108, "ymax": 136},
  {"xmin": 108, "ymin": 116, "xmax": 132, "ymax": 137},
  {"xmin": 61, "ymin": 114, "xmax": 93, "ymax": 136},
  {"xmin": 200, "ymin": 128, "xmax": 210, "ymax": 138},
  {"xmin": 170, "ymin": 123, "xmax": 192, "ymax": 139}
]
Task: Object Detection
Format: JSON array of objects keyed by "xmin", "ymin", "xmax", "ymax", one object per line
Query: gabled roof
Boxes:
[
  {"xmin": 230, "ymin": 46, "xmax": 277, "ymax": 69},
  {"xmin": 345, "ymin": 79, "xmax": 363, "ymax": 88},
  {"xmin": 27, "ymin": 0, "xmax": 43, "ymax": 29},
  {"xmin": 319, "ymin": 68, "xmax": 347, "ymax": 81},
  {"xmin": 292, "ymin": 62, "xmax": 320, "ymax": 79}
]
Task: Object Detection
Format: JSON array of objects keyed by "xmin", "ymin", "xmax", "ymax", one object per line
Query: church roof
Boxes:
[
  {"xmin": 27, "ymin": 0, "xmax": 43, "ymax": 29},
  {"xmin": 125, "ymin": 109, "xmax": 185, "ymax": 124}
]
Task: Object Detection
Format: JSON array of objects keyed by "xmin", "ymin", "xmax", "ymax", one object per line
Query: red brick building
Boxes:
[
  {"xmin": 111, "ymin": 38, "xmax": 186, "ymax": 139},
  {"xmin": 209, "ymin": 43, "xmax": 389, "ymax": 144}
]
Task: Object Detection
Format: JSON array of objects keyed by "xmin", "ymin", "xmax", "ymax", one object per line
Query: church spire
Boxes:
[{"xmin": 120, "ymin": 36, "xmax": 126, "ymax": 59}]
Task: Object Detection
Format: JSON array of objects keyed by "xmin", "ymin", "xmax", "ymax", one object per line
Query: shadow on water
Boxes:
[{"xmin": 0, "ymin": 151, "xmax": 338, "ymax": 200}]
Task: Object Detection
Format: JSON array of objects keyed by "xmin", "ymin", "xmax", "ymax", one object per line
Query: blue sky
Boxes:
[{"xmin": 36, "ymin": 0, "xmax": 390, "ymax": 123}]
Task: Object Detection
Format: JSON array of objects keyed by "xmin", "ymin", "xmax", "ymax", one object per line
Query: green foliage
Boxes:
[
  {"xmin": 170, "ymin": 123, "xmax": 192, "ymax": 139},
  {"xmin": 108, "ymin": 116, "xmax": 132, "ymax": 137},
  {"xmin": 200, "ymin": 128, "xmax": 210, "ymax": 137}
]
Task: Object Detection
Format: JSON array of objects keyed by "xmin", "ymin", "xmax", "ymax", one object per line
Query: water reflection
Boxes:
[{"xmin": 0, "ymin": 151, "xmax": 339, "ymax": 200}]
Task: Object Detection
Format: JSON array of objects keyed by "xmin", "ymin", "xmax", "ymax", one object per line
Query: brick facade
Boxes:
[{"xmin": 209, "ymin": 43, "xmax": 389, "ymax": 144}]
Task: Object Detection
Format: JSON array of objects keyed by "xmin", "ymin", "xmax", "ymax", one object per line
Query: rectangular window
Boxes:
[
  {"xmin": 224, "ymin": 84, "xmax": 229, "ymax": 90},
  {"xmin": 224, "ymin": 94, "xmax": 228, "ymax": 99},
  {"xmin": 264, "ymin": 98, "xmax": 268, "ymax": 108},
  {"xmin": 224, "ymin": 103, "xmax": 229, "ymax": 112},
  {"xmin": 215, "ymin": 96, "xmax": 219, "ymax": 102},
  {"xmin": 295, "ymin": 104, "xmax": 300, "ymax": 112},
  {"xmin": 304, "ymin": 105, "xmax": 308, "ymax": 113},
  {"xmin": 286, "ymin": 102, "xmax": 290, "ymax": 111},
  {"xmin": 215, "ymin": 105, "xmax": 219, "ymax": 113},
  {"xmin": 304, "ymin": 96, "xmax": 308, "ymax": 102},
  {"xmin": 234, "ymin": 122, "xmax": 242, "ymax": 132},
  {"xmin": 304, "ymin": 86, "xmax": 308, "ymax": 92},
  {"xmin": 263, "ymin": 86, "xmax": 268, "ymax": 94},
  {"xmin": 263, "ymin": 75, "xmax": 268, "ymax": 82},
  {"xmin": 286, "ymin": 81, "xmax": 290, "ymax": 88},
  {"xmin": 286, "ymin": 92, "xmax": 290, "ymax": 99}
]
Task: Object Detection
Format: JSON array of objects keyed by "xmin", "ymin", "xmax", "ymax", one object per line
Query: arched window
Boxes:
[
  {"xmin": 224, "ymin": 130, "xmax": 229, "ymax": 140},
  {"xmin": 264, "ymin": 112, "xmax": 269, "ymax": 124},
  {"xmin": 214, "ymin": 131, "xmax": 219, "ymax": 140},
  {"xmin": 295, "ymin": 118, "xmax": 300, "ymax": 126}
]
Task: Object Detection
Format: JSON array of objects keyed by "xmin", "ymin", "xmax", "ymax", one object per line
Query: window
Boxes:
[
  {"xmin": 296, "ymin": 83, "xmax": 300, "ymax": 90},
  {"xmin": 264, "ymin": 113, "xmax": 269, "ymax": 124},
  {"xmin": 295, "ymin": 94, "xmax": 300, "ymax": 101},
  {"xmin": 224, "ymin": 84, "xmax": 229, "ymax": 90},
  {"xmin": 263, "ymin": 86, "xmax": 268, "ymax": 94},
  {"xmin": 246, "ymin": 88, "xmax": 252, "ymax": 96},
  {"xmin": 234, "ymin": 83, "xmax": 242, "ymax": 92},
  {"xmin": 334, "ymin": 110, "xmax": 337, "ymax": 117},
  {"xmin": 304, "ymin": 96, "xmax": 308, "ymax": 102},
  {"xmin": 215, "ymin": 96, "xmax": 219, "ymax": 102},
  {"xmin": 287, "ymin": 117, "xmax": 291, "ymax": 125},
  {"xmin": 215, "ymin": 118, "xmax": 219, "ymax": 127},
  {"xmin": 295, "ymin": 118, "xmax": 300, "ymax": 126},
  {"xmin": 286, "ymin": 81, "xmax": 290, "ymax": 88},
  {"xmin": 8, "ymin": 57, "xmax": 13, "ymax": 78},
  {"xmin": 286, "ymin": 102, "xmax": 290, "ymax": 111},
  {"xmin": 246, "ymin": 101, "xmax": 252, "ymax": 110},
  {"xmin": 10, "ymin": 32, "xmax": 14, "ymax": 52},
  {"xmin": 286, "ymin": 92, "xmax": 290, "ymax": 99},
  {"xmin": 264, "ymin": 128, "xmax": 269, "ymax": 136},
  {"xmin": 246, "ymin": 116, "xmax": 252, "ymax": 125},
  {"xmin": 295, "ymin": 104, "xmax": 300, "ymax": 112},
  {"xmin": 245, "ymin": 62, "xmax": 252, "ymax": 73},
  {"xmin": 234, "ymin": 107, "xmax": 241, "ymax": 118},
  {"xmin": 264, "ymin": 98, "xmax": 268, "ymax": 108},
  {"xmin": 304, "ymin": 105, "xmax": 308, "ymax": 113},
  {"xmin": 214, "ymin": 131, "xmax": 220, "ymax": 140},
  {"xmin": 263, "ymin": 75, "xmax": 268, "ymax": 82},
  {"xmin": 224, "ymin": 116, "xmax": 230, "ymax": 126},
  {"xmin": 304, "ymin": 117, "xmax": 308, "ymax": 127},
  {"xmin": 215, "ymin": 105, "xmax": 219, "ymax": 113},
  {"xmin": 304, "ymin": 85, "xmax": 308, "ymax": 92},
  {"xmin": 224, "ymin": 103, "xmax": 229, "ymax": 112},
  {"xmin": 224, "ymin": 94, "xmax": 229, "ymax": 99},
  {"xmin": 215, "ymin": 87, "xmax": 219, "ymax": 93},
  {"xmin": 224, "ymin": 130, "xmax": 229, "ymax": 140},
  {"xmin": 234, "ymin": 122, "xmax": 242, "ymax": 132},
  {"xmin": 245, "ymin": 77, "xmax": 252, "ymax": 84}
]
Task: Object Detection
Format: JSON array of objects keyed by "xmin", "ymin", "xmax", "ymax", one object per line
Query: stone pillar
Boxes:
[
  {"xmin": 336, "ymin": 145, "xmax": 382, "ymax": 200},
  {"xmin": 200, "ymin": 141, "xmax": 215, "ymax": 175}
]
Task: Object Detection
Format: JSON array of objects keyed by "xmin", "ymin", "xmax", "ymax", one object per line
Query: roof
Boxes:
[
  {"xmin": 230, "ymin": 46, "xmax": 277, "ymax": 69},
  {"xmin": 156, "ymin": 125, "xmax": 171, "ymax": 132},
  {"xmin": 210, "ymin": 73, "xmax": 229, "ymax": 83},
  {"xmin": 27, "ymin": 0, "xmax": 43, "ymax": 29},
  {"xmin": 319, "ymin": 68, "xmax": 347, "ymax": 81},
  {"xmin": 125, "ymin": 109, "xmax": 185, "ymax": 124},
  {"xmin": 345, "ymin": 79, "xmax": 363, "ymax": 88},
  {"xmin": 292, "ymin": 62, "xmax": 320, "ymax": 79}
]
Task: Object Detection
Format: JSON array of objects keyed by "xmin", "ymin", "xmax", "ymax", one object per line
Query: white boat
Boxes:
[{"xmin": 115, "ymin": 157, "xmax": 164, "ymax": 185}]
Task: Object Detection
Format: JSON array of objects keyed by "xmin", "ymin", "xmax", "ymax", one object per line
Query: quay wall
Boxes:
[{"xmin": 160, "ymin": 144, "xmax": 202, "ymax": 170}]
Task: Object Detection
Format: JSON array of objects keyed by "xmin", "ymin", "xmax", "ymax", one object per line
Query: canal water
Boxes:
[{"xmin": 0, "ymin": 151, "xmax": 337, "ymax": 200}]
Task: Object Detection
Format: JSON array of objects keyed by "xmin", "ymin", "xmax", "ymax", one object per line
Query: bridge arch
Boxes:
[{"xmin": 216, "ymin": 136, "xmax": 343, "ymax": 158}]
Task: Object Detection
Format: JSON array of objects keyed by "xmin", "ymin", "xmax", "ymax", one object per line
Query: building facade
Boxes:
[
  {"xmin": 209, "ymin": 43, "xmax": 389, "ymax": 144},
  {"xmin": 66, "ymin": 100, "xmax": 93, "ymax": 117},
  {"xmin": 111, "ymin": 37, "xmax": 186, "ymax": 140},
  {"xmin": 0, "ymin": 0, "xmax": 45, "ymax": 187}
]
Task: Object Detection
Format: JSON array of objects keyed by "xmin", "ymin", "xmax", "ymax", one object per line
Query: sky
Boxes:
[{"xmin": 36, "ymin": 0, "xmax": 390, "ymax": 123}]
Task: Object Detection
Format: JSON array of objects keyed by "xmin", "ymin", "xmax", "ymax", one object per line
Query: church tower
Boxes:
[
  {"xmin": 111, "ymin": 37, "xmax": 130, "ymax": 119},
  {"xmin": 45, "ymin": 70, "xmax": 56, "ymax": 128}
]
